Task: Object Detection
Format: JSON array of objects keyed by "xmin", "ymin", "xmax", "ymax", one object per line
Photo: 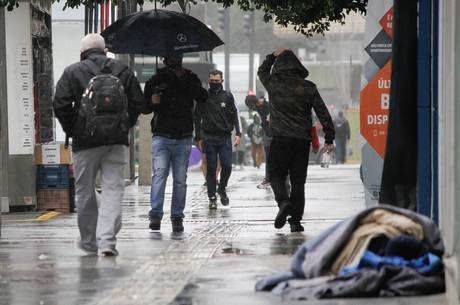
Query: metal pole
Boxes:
[
  {"xmin": 93, "ymin": 2, "xmax": 99, "ymax": 33},
  {"xmin": 417, "ymin": 0, "xmax": 432, "ymax": 217},
  {"xmin": 349, "ymin": 54, "xmax": 353, "ymax": 105},
  {"xmin": 224, "ymin": 8, "xmax": 230, "ymax": 91},
  {"xmin": 84, "ymin": 5, "xmax": 89, "ymax": 35},
  {"xmin": 89, "ymin": 3, "xmax": 94, "ymax": 33},
  {"xmin": 128, "ymin": 0, "xmax": 137, "ymax": 180},
  {"xmin": 248, "ymin": 10, "xmax": 255, "ymax": 91}
]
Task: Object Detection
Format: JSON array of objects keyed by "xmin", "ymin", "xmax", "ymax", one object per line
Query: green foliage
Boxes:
[
  {"xmin": 1, "ymin": 0, "xmax": 368, "ymax": 36},
  {"xmin": 0, "ymin": 0, "xmax": 19, "ymax": 11}
]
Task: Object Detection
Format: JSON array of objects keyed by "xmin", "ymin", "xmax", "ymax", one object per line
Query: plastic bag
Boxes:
[{"xmin": 320, "ymin": 151, "xmax": 332, "ymax": 168}]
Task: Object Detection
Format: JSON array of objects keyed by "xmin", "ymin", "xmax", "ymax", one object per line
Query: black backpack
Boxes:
[{"xmin": 71, "ymin": 59, "xmax": 130, "ymax": 145}]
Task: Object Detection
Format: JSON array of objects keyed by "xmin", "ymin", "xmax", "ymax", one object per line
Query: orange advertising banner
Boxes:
[{"xmin": 360, "ymin": 60, "xmax": 392, "ymax": 159}]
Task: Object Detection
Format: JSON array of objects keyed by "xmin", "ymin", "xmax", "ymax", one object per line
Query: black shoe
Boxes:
[
  {"xmin": 172, "ymin": 218, "xmax": 184, "ymax": 232},
  {"xmin": 290, "ymin": 223, "xmax": 305, "ymax": 233},
  {"xmin": 217, "ymin": 189, "xmax": 229, "ymax": 206},
  {"xmin": 209, "ymin": 197, "xmax": 217, "ymax": 210},
  {"xmin": 149, "ymin": 218, "xmax": 161, "ymax": 230},
  {"xmin": 274, "ymin": 202, "xmax": 292, "ymax": 229}
]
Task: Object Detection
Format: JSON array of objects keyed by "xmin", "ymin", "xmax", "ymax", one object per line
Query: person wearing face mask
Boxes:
[
  {"xmin": 194, "ymin": 70, "xmax": 241, "ymax": 209},
  {"xmin": 143, "ymin": 54, "xmax": 208, "ymax": 232}
]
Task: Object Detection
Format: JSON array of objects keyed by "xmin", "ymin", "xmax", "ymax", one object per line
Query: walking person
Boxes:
[
  {"xmin": 256, "ymin": 95, "xmax": 272, "ymax": 188},
  {"xmin": 143, "ymin": 54, "xmax": 207, "ymax": 232},
  {"xmin": 195, "ymin": 70, "xmax": 241, "ymax": 209},
  {"xmin": 233, "ymin": 115, "xmax": 248, "ymax": 169},
  {"xmin": 258, "ymin": 48, "xmax": 335, "ymax": 232},
  {"xmin": 333, "ymin": 110, "xmax": 351, "ymax": 164},
  {"xmin": 53, "ymin": 34, "xmax": 144, "ymax": 256},
  {"xmin": 247, "ymin": 114, "xmax": 265, "ymax": 168}
]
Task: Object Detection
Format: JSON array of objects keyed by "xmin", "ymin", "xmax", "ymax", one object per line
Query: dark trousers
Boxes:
[
  {"xmin": 204, "ymin": 135, "xmax": 233, "ymax": 198},
  {"xmin": 335, "ymin": 137, "xmax": 347, "ymax": 164},
  {"xmin": 264, "ymin": 144, "xmax": 271, "ymax": 181},
  {"xmin": 268, "ymin": 137, "xmax": 310, "ymax": 223}
]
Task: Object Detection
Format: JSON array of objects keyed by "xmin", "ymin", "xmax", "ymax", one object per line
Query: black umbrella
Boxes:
[{"xmin": 101, "ymin": 9, "xmax": 224, "ymax": 57}]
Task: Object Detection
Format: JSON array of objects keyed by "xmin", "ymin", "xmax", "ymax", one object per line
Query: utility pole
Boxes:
[
  {"xmin": 248, "ymin": 10, "xmax": 255, "ymax": 91},
  {"xmin": 224, "ymin": 8, "xmax": 230, "ymax": 91}
]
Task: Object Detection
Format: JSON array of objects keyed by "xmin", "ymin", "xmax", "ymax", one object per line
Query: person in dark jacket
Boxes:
[
  {"xmin": 53, "ymin": 34, "xmax": 144, "ymax": 256},
  {"xmin": 143, "ymin": 54, "xmax": 207, "ymax": 232},
  {"xmin": 195, "ymin": 70, "xmax": 241, "ymax": 209},
  {"xmin": 258, "ymin": 48, "xmax": 335, "ymax": 232},
  {"xmin": 333, "ymin": 110, "xmax": 351, "ymax": 164},
  {"xmin": 255, "ymin": 95, "xmax": 272, "ymax": 188}
]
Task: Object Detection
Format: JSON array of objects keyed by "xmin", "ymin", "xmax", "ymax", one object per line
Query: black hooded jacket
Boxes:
[
  {"xmin": 53, "ymin": 48, "xmax": 144, "ymax": 151},
  {"xmin": 143, "ymin": 67, "xmax": 208, "ymax": 139},
  {"xmin": 257, "ymin": 51, "xmax": 335, "ymax": 143}
]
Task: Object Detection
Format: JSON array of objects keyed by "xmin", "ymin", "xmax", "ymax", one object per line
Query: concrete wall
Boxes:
[
  {"xmin": 0, "ymin": 4, "xmax": 39, "ymax": 210},
  {"xmin": 0, "ymin": 8, "xmax": 8, "ymax": 212}
]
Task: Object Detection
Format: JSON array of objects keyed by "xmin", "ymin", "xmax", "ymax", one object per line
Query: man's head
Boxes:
[
  {"xmin": 163, "ymin": 54, "xmax": 183, "ymax": 69},
  {"xmin": 208, "ymin": 70, "xmax": 223, "ymax": 91},
  {"xmin": 272, "ymin": 49, "xmax": 309, "ymax": 79},
  {"xmin": 245, "ymin": 93, "xmax": 258, "ymax": 110},
  {"xmin": 208, "ymin": 70, "xmax": 223, "ymax": 83},
  {"xmin": 81, "ymin": 34, "xmax": 106, "ymax": 53},
  {"xmin": 338, "ymin": 110, "xmax": 344, "ymax": 118},
  {"xmin": 256, "ymin": 96, "xmax": 265, "ymax": 107}
]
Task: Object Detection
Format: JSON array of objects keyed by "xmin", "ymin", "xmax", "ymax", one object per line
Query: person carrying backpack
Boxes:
[
  {"xmin": 247, "ymin": 114, "xmax": 265, "ymax": 168},
  {"xmin": 53, "ymin": 34, "xmax": 143, "ymax": 256}
]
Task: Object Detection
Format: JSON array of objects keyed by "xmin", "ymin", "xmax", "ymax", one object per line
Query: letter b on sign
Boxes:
[{"xmin": 381, "ymin": 93, "xmax": 390, "ymax": 110}]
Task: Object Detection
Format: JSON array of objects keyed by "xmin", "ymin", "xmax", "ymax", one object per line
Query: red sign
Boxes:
[
  {"xmin": 379, "ymin": 7, "xmax": 394, "ymax": 38},
  {"xmin": 360, "ymin": 60, "xmax": 391, "ymax": 159}
]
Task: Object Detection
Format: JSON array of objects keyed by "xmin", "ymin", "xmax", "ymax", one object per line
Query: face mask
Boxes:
[{"xmin": 209, "ymin": 82, "xmax": 223, "ymax": 91}]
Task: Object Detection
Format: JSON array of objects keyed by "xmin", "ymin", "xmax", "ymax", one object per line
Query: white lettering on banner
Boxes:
[
  {"xmin": 378, "ymin": 78, "xmax": 391, "ymax": 89},
  {"xmin": 5, "ymin": 4, "xmax": 35, "ymax": 155},
  {"xmin": 367, "ymin": 115, "xmax": 388, "ymax": 125},
  {"xmin": 381, "ymin": 93, "xmax": 390, "ymax": 109}
]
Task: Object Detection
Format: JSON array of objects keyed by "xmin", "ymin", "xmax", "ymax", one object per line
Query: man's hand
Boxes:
[
  {"xmin": 273, "ymin": 48, "xmax": 289, "ymax": 57},
  {"xmin": 152, "ymin": 94, "xmax": 161, "ymax": 104},
  {"xmin": 234, "ymin": 136, "xmax": 241, "ymax": 147},
  {"xmin": 324, "ymin": 143, "xmax": 334, "ymax": 153}
]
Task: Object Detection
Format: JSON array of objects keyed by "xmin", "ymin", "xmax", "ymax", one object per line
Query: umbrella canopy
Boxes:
[{"xmin": 101, "ymin": 9, "xmax": 224, "ymax": 57}]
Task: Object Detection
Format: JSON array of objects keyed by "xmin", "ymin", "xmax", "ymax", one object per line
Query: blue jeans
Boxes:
[
  {"xmin": 149, "ymin": 136, "xmax": 192, "ymax": 220},
  {"xmin": 204, "ymin": 135, "xmax": 233, "ymax": 198}
]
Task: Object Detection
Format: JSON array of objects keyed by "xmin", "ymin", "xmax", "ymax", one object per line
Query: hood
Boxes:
[
  {"xmin": 80, "ymin": 48, "xmax": 106, "ymax": 61},
  {"xmin": 272, "ymin": 50, "xmax": 309, "ymax": 79}
]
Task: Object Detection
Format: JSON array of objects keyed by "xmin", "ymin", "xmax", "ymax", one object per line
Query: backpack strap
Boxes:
[
  {"xmin": 82, "ymin": 59, "xmax": 101, "ymax": 76},
  {"xmin": 83, "ymin": 58, "xmax": 129, "ymax": 80}
]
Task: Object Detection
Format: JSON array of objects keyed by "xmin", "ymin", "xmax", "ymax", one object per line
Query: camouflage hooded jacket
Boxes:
[{"xmin": 257, "ymin": 50, "xmax": 335, "ymax": 144}]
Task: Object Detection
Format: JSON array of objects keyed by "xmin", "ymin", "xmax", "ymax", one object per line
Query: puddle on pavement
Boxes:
[{"xmin": 220, "ymin": 233, "xmax": 307, "ymax": 256}]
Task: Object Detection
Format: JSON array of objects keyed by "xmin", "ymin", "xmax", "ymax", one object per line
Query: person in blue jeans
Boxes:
[
  {"xmin": 143, "ymin": 54, "xmax": 207, "ymax": 232},
  {"xmin": 195, "ymin": 70, "xmax": 241, "ymax": 209}
]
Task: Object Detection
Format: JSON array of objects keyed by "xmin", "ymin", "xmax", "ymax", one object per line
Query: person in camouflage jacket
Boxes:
[{"xmin": 257, "ymin": 48, "xmax": 335, "ymax": 232}]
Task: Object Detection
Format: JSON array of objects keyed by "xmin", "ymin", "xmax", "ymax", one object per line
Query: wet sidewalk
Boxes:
[{"xmin": 0, "ymin": 164, "xmax": 448, "ymax": 305}]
